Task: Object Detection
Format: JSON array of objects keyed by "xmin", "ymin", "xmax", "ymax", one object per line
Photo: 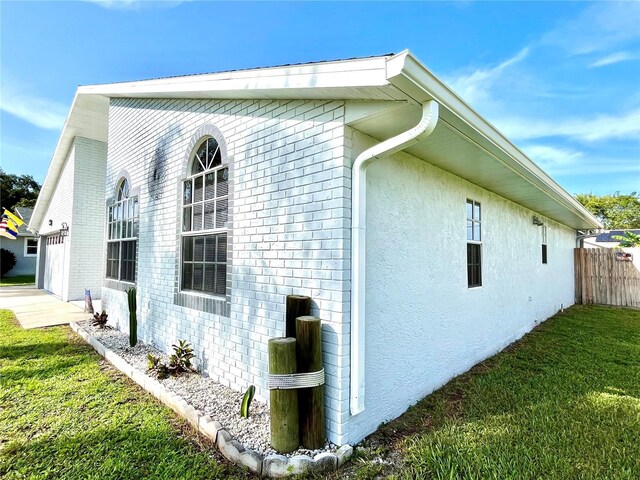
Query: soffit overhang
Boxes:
[{"xmin": 30, "ymin": 51, "xmax": 601, "ymax": 232}]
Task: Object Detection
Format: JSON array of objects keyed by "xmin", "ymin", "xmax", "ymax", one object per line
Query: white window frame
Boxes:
[
  {"xmin": 106, "ymin": 179, "xmax": 139, "ymax": 283},
  {"xmin": 466, "ymin": 199, "xmax": 482, "ymax": 288},
  {"xmin": 180, "ymin": 137, "xmax": 228, "ymax": 297},
  {"xmin": 542, "ymin": 225, "xmax": 548, "ymax": 264},
  {"xmin": 24, "ymin": 238, "xmax": 38, "ymax": 257}
]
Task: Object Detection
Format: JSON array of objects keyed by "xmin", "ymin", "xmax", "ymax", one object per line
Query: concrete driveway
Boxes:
[{"xmin": 0, "ymin": 286, "xmax": 94, "ymax": 329}]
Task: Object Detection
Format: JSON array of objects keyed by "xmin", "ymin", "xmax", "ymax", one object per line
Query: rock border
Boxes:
[{"xmin": 70, "ymin": 322, "xmax": 353, "ymax": 477}]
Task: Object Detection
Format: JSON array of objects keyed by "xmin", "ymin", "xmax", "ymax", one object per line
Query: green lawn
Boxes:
[
  {"xmin": 0, "ymin": 275, "xmax": 35, "ymax": 286},
  {"xmin": 0, "ymin": 310, "xmax": 250, "ymax": 480},
  {"xmin": 2, "ymin": 305, "xmax": 639, "ymax": 480},
  {"xmin": 349, "ymin": 306, "xmax": 640, "ymax": 480}
]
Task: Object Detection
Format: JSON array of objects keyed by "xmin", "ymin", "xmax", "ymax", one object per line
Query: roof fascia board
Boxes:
[
  {"xmin": 78, "ymin": 57, "xmax": 391, "ymax": 97},
  {"xmin": 29, "ymin": 92, "xmax": 81, "ymax": 232},
  {"xmin": 387, "ymin": 50, "xmax": 602, "ymax": 229},
  {"xmin": 29, "ymin": 94, "xmax": 109, "ymax": 232}
]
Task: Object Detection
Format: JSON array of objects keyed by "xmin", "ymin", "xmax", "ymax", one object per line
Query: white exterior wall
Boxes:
[
  {"xmin": 344, "ymin": 128, "xmax": 576, "ymax": 443},
  {"xmin": 40, "ymin": 146, "xmax": 76, "ymax": 237},
  {"xmin": 36, "ymin": 137, "xmax": 107, "ymax": 301},
  {"xmin": 101, "ymin": 98, "xmax": 351, "ymax": 444},
  {"xmin": 68, "ymin": 137, "xmax": 108, "ymax": 300},
  {"xmin": 38, "ymin": 144, "xmax": 76, "ymax": 300}
]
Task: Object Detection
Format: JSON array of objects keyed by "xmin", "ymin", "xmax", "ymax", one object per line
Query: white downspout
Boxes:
[{"xmin": 350, "ymin": 100, "xmax": 440, "ymax": 415}]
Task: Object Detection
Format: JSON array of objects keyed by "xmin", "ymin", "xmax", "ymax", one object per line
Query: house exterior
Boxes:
[
  {"xmin": 29, "ymin": 51, "xmax": 602, "ymax": 445},
  {"xmin": 0, "ymin": 207, "xmax": 38, "ymax": 277},
  {"xmin": 584, "ymin": 229, "xmax": 640, "ymax": 248}
]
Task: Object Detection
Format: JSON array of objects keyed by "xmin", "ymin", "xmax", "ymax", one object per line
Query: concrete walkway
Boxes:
[{"xmin": 0, "ymin": 286, "xmax": 94, "ymax": 329}]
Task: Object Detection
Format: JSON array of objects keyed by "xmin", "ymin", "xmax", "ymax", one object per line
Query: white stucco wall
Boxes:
[
  {"xmin": 101, "ymin": 98, "xmax": 351, "ymax": 444},
  {"xmin": 343, "ymin": 128, "xmax": 576, "ymax": 444}
]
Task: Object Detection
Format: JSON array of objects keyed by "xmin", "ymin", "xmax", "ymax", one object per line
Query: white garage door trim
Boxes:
[{"xmin": 44, "ymin": 234, "xmax": 66, "ymax": 298}]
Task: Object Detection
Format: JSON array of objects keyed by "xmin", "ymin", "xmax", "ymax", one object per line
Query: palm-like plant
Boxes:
[{"xmin": 612, "ymin": 231, "xmax": 640, "ymax": 247}]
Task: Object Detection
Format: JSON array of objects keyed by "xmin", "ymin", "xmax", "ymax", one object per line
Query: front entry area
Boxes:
[{"xmin": 43, "ymin": 234, "xmax": 65, "ymax": 298}]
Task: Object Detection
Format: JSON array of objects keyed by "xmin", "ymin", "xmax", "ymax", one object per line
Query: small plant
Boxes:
[
  {"xmin": 169, "ymin": 340, "xmax": 196, "ymax": 373},
  {"xmin": 127, "ymin": 287, "xmax": 137, "ymax": 347},
  {"xmin": 147, "ymin": 340, "xmax": 196, "ymax": 379},
  {"xmin": 240, "ymin": 385, "xmax": 255, "ymax": 418},
  {"xmin": 91, "ymin": 310, "xmax": 109, "ymax": 328},
  {"xmin": 147, "ymin": 353, "xmax": 160, "ymax": 370}
]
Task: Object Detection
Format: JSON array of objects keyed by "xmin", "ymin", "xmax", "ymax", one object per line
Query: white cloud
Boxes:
[
  {"xmin": 522, "ymin": 144, "xmax": 640, "ymax": 177},
  {"xmin": 589, "ymin": 51, "xmax": 638, "ymax": 68},
  {"xmin": 542, "ymin": 1, "xmax": 640, "ymax": 55},
  {"xmin": 523, "ymin": 144, "xmax": 584, "ymax": 167},
  {"xmin": 445, "ymin": 47, "xmax": 640, "ymax": 143},
  {"xmin": 497, "ymin": 108, "xmax": 640, "ymax": 143},
  {"xmin": 0, "ymin": 84, "xmax": 67, "ymax": 130},
  {"xmin": 446, "ymin": 47, "xmax": 529, "ymax": 107}
]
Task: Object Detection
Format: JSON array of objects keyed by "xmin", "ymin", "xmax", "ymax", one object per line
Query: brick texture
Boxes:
[
  {"xmin": 101, "ymin": 98, "xmax": 351, "ymax": 444},
  {"xmin": 37, "ymin": 137, "xmax": 107, "ymax": 301}
]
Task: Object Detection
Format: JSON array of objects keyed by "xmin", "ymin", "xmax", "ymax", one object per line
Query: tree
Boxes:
[
  {"xmin": 575, "ymin": 192, "xmax": 640, "ymax": 229},
  {"xmin": 0, "ymin": 169, "xmax": 41, "ymax": 212},
  {"xmin": 613, "ymin": 231, "xmax": 640, "ymax": 247}
]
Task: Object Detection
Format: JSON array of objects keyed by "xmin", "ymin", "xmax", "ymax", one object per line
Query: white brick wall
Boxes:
[
  {"xmin": 40, "ymin": 144, "xmax": 76, "ymax": 237},
  {"xmin": 101, "ymin": 98, "xmax": 351, "ymax": 444},
  {"xmin": 37, "ymin": 137, "xmax": 107, "ymax": 301},
  {"xmin": 69, "ymin": 137, "xmax": 108, "ymax": 301},
  {"xmin": 38, "ymin": 144, "xmax": 76, "ymax": 300}
]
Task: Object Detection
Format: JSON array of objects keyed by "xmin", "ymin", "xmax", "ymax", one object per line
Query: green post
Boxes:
[
  {"xmin": 295, "ymin": 316, "xmax": 325, "ymax": 449},
  {"xmin": 285, "ymin": 295, "xmax": 311, "ymax": 338},
  {"xmin": 127, "ymin": 287, "xmax": 137, "ymax": 347},
  {"xmin": 269, "ymin": 337, "xmax": 299, "ymax": 453}
]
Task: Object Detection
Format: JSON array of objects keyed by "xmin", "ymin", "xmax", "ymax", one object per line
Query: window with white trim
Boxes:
[
  {"xmin": 466, "ymin": 199, "xmax": 482, "ymax": 287},
  {"xmin": 106, "ymin": 178, "xmax": 139, "ymax": 283},
  {"xmin": 541, "ymin": 225, "xmax": 548, "ymax": 264},
  {"xmin": 181, "ymin": 137, "xmax": 228, "ymax": 296},
  {"xmin": 24, "ymin": 238, "xmax": 38, "ymax": 256}
]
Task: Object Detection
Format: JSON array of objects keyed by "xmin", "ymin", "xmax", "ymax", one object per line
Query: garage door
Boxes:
[{"xmin": 44, "ymin": 234, "xmax": 65, "ymax": 297}]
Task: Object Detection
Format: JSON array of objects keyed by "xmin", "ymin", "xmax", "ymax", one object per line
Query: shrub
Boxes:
[
  {"xmin": 169, "ymin": 340, "xmax": 195, "ymax": 373},
  {"xmin": 148, "ymin": 340, "xmax": 196, "ymax": 379},
  {"xmin": 91, "ymin": 310, "xmax": 109, "ymax": 328},
  {"xmin": 0, "ymin": 248, "xmax": 16, "ymax": 276}
]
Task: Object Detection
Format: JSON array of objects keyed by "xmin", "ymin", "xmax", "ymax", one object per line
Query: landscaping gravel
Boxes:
[{"xmin": 79, "ymin": 320, "xmax": 336, "ymax": 458}]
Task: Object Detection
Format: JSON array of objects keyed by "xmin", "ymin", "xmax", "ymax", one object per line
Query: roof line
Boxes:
[{"xmin": 80, "ymin": 53, "xmax": 397, "ymax": 87}]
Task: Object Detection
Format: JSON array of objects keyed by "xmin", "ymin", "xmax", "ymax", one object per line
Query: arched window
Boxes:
[
  {"xmin": 106, "ymin": 177, "xmax": 139, "ymax": 283},
  {"xmin": 181, "ymin": 136, "xmax": 228, "ymax": 295},
  {"xmin": 117, "ymin": 178, "xmax": 129, "ymax": 200}
]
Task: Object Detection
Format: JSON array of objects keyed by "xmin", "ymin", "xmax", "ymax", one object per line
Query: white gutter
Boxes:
[{"xmin": 350, "ymin": 100, "xmax": 439, "ymax": 415}]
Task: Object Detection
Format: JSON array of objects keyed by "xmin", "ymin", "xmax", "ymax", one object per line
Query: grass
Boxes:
[
  {"xmin": 2, "ymin": 305, "xmax": 638, "ymax": 479},
  {"xmin": 349, "ymin": 305, "xmax": 640, "ymax": 480},
  {"xmin": 0, "ymin": 275, "xmax": 35, "ymax": 286},
  {"xmin": 0, "ymin": 310, "xmax": 251, "ymax": 480}
]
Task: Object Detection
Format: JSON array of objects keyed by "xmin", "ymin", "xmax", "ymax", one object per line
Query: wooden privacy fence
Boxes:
[{"xmin": 574, "ymin": 248, "xmax": 640, "ymax": 307}]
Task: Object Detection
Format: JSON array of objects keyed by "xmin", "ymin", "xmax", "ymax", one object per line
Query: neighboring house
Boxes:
[
  {"xmin": 29, "ymin": 51, "xmax": 602, "ymax": 445},
  {"xmin": 583, "ymin": 229, "xmax": 640, "ymax": 248},
  {"xmin": 0, "ymin": 207, "xmax": 38, "ymax": 278}
]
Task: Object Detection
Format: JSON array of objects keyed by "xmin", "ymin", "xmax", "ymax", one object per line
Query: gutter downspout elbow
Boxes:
[{"xmin": 350, "ymin": 100, "xmax": 439, "ymax": 415}]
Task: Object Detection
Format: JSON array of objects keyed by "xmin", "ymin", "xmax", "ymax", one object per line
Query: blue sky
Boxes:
[{"xmin": 1, "ymin": 0, "xmax": 639, "ymax": 195}]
